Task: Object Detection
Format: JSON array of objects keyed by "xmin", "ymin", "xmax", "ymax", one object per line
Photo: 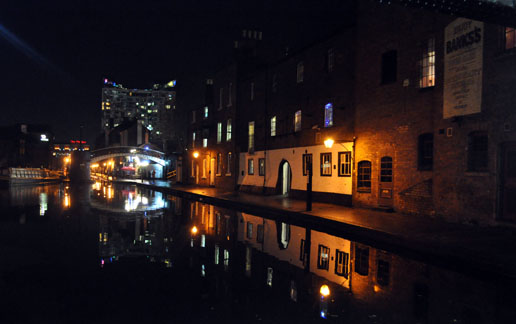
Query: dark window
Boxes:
[
  {"xmin": 257, "ymin": 224, "xmax": 264, "ymax": 243},
  {"xmin": 506, "ymin": 27, "xmax": 516, "ymax": 50},
  {"xmin": 320, "ymin": 153, "xmax": 332, "ymax": 176},
  {"xmin": 467, "ymin": 132, "xmax": 488, "ymax": 172},
  {"xmin": 381, "ymin": 50, "xmax": 397, "ymax": 84},
  {"xmin": 418, "ymin": 133, "xmax": 433, "ymax": 170},
  {"xmin": 216, "ymin": 153, "xmax": 222, "ymax": 175},
  {"xmin": 377, "ymin": 259, "xmax": 390, "ymax": 286},
  {"xmin": 303, "ymin": 154, "xmax": 313, "ymax": 176},
  {"xmin": 380, "ymin": 156, "xmax": 393, "ymax": 182},
  {"xmin": 317, "ymin": 245, "xmax": 330, "ymax": 270},
  {"xmin": 246, "ymin": 221, "xmax": 253, "ymax": 239},
  {"xmin": 354, "ymin": 246, "xmax": 369, "ymax": 276},
  {"xmin": 335, "ymin": 250, "xmax": 349, "ymax": 278},
  {"xmin": 259, "ymin": 158, "xmax": 265, "ymax": 176},
  {"xmin": 357, "ymin": 161, "xmax": 372, "ymax": 192},
  {"xmin": 338, "ymin": 152, "xmax": 351, "ymax": 176}
]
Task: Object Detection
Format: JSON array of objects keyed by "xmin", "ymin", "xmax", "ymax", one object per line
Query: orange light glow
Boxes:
[
  {"xmin": 191, "ymin": 226, "xmax": 198, "ymax": 234},
  {"xmin": 193, "ymin": 151, "xmax": 199, "ymax": 159},
  {"xmin": 320, "ymin": 284, "xmax": 330, "ymax": 297},
  {"xmin": 324, "ymin": 138, "xmax": 334, "ymax": 149}
]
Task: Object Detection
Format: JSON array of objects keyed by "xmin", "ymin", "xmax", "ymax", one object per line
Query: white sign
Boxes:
[{"xmin": 443, "ymin": 18, "xmax": 483, "ymax": 119}]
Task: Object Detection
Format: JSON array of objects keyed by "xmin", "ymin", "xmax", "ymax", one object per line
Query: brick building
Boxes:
[{"xmin": 186, "ymin": 1, "xmax": 516, "ymax": 225}]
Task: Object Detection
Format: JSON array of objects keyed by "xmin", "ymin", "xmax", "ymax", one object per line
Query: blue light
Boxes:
[
  {"xmin": 320, "ymin": 311, "xmax": 326, "ymax": 319},
  {"xmin": 144, "ymin": 146, "xmax": 149, "ymax": 150}
]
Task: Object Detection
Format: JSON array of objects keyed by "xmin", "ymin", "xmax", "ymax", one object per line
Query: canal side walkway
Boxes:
[{"xmin": 115, "ymin": 179, "xmax": 516, "ymax": 282}]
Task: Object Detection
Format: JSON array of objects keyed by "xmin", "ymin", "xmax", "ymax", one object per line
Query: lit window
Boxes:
[
  {"xmin": 267, "ymin": 267, "xmax": 273, "ymax": 286},
  {"xmin": 294, "ymin": 110, "xmax": 302, "ymax": 132},
  {"xmin": 338, "ymin": 152, "xmax": 351, "ymax": 176},
  {"xmin": 327, "ymin": 48, "xmax": 335, "ymax": 72},
  {"xmin": 202, "ymin": 158, "xmax": 207, "ymax": 178},
  {"xmin": 271, "ymin": 116, "xmax": 276, "ymax": 136},
  {"xmin": 203, "ymin": 138, "xmax": 207, "ymax": 148},
  {"xmin": 226, "ymin": 119, "xmax": 232, "ymax": 142},
  {"xmin": 165, "ymin": 104, "xmax": 171, "ymax": 109},
  {"xmin": 357, "ymin": 161, "xmax": 372, "ymax": 192},
  {"xmin": 297, "ymin": 61, "xmax": 304, "ymax": 83},
  {"xmin": 223, "ymin": 249, "xmax": 229, "ymax": 270},
  {"xmin": 420, "ymin": 38, "xmax": 435, "ymax": 88},
  {"xmin": 320, "ymin": 153, "xmax": 332, "ymax": 176},
  {"xmin": 204, "ymin": 106, "xmax": 208, "ymax": 119},
  {"xmin": 225, "ymin": 152, "xmax": 232, "ymax": 176},
  {"xmin": 259, "ymin": 158, "xmax": 265, "ymax": 176},
  {"xmin": 246, "ymin": 222, "xmax": 253, "ymax": 239},
  {"xmin": 317, "ymin": 245, "xmax": 329, "ymax": 270},
  {"xmin": 214, "ymin": 244, "xmax": 220, "ymax": 264},
  {"xmin": 250, "ymin": 82, "xmax": 255, "ymax": 101},
  {"xmin": 324, "ymin": 103, "xmax": 333, "ymax": 127},
  {"xmin": 248, "ymin": 121, "xmax": 255, "ymax": 152},
  {"xmin": 217, "ymin": 122, "xmax": 222, "ymax": 143},
  {"xmin": 248, "ymin": 159, "xmax": 254, "ymax": 175},
  {"xmin": 506, "ymin": 27, "xmax": 516, "ymax": 50}
]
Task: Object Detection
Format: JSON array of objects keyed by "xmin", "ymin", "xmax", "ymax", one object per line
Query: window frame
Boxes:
[
  {"xmin": 248, "ymin": 121, "xmax": 255, "ymax": 152},
  {"xmin": 248, "ymin": 158, "xmax": 254, "ymax": 175},
  {"xmin": 335, "ymin": 249, "xmax": 349, "ymax": 278},
  {"xmin": 467, "ymin": 131, "xmax": 488, "ymax": 172},
  {"xmin": 294, "ymin": 110, "xmax": 302, "ymax": 132},
  {"xmin": 217, "ymin": 122, "xmax": 222, "ymax": 143},
  {"xmin": 338, "ymin": 152, "xmax": 351, "ymax": 177},
  {"xmin": 354, "ymin": 246, "xmax": 369, "ymax": 276},
  {"xmin": 324, "ymin": 103, "xmax": 333, "ymax": 128},
  {"xmin": 320, "ymin": 152, "xmax": 332, "ymax": 177},
  {"xmin": 357, "ymin": 160, "xmax": 372, "ymax": 192},
  {"xmin": 226, "ymin": 152, "xmax": 232, "ymax": 176},
  {"xmin": 226, "ymin": 119, "xmax": 232, "ymax": 142},
  {"xmin": 271, "ymin": 116, "xmax": 276, "ymax": 137},
  {"xmin": 216, "ymin": 153, "xmax": 222, "ymax": 176},
  {"xmin": 258, "ymin": 158, "xmax": 265, "ymax": 176},
  {"xmin": 419, "ymin": 38, "xmax": 436, "ymax": 88},
  {"xmin": 317, "ymin": 244, "xmax": 330, "ymax": 270},
  {"xmin": 418, "ymin": 133, "xmax": 433, "ymax": 171}
]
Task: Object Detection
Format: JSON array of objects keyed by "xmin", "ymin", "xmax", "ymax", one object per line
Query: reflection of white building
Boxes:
[{"xmin": 238, "ymin": 212, "xmax": 351, "ymax": 289}]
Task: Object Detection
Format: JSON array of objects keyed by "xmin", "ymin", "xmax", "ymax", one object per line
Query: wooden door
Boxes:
[{"xmin": 378, "ymin": 156, "xmax": 393, "ymax": 208}]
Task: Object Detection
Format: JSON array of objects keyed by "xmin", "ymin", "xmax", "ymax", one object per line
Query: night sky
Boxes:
[{"xmin": 0, "ymin": 0, "xmax": 347, "ymax": 144}]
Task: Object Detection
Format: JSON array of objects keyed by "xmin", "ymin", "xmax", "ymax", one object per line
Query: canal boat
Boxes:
[{"xmin": 0, "ymin": 167, "xmax": 62, "ymax": 184}]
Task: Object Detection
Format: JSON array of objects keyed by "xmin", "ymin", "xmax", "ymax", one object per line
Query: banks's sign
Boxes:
[{"xmin": 443, "ymin": 18, "xmax": 483, "ymax": 119}]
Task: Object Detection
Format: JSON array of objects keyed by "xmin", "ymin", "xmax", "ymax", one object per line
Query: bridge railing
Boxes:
[{"xmin": 91, "ymin": 146, "xmax": 165, "ymax": 159}]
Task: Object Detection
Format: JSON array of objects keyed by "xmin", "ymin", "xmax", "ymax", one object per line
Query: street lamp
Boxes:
[{"xmin": 324, "ymin": 138, "xmax": 334, "ymax": 148}]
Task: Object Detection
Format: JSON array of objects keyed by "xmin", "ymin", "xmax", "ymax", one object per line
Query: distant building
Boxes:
[
  {"xmin": 0, "ymin": 124, "xmax": 53, "ymax": 169},
  {"xmin": 100, "ymin": 79, "xmax": 176, "ymax": 145}
]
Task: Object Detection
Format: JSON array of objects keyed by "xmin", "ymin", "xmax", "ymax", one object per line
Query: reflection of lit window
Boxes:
[
  {"xmin": 270, "ymin": 116, "xmax": 276, "ymax": 136},
  {"xmin": 245, "ymin": 246, "xmax": 252, "ymax": 277},
  {"xmin": 317, "ymin": 245, "xmax": 330, "ymax": 270},
  {"xmin": 246, "ymin": 222, "xmax": 253, "ymax": 239},
  {"xmin": 294, "ymin": 110, "xmax": 301, "ymax": 132},
  {"xmin": 223, "ymin": 249, "xmax": 230, "ymax": 270},
  {"xmin": 280, "ymin": 222, "xmax": 290, "ymax": 249},
  {"xmin": 290, "ymin": 280, "xmax": 297, "ymax": 302},
  {"xmin": 201, "ymin": 264, "xmax": 206, "ymax": 277},
  {"xmin": 214, "ymin": 244, "xmax": 220, "ymax": 264},
  {"xmin": 324, "ymin": 103, "xmax": 333, "ymax": 127},
  {"xmin": 39, "ymin": 193, "xmax": 47, "ymax": 216},
  {"xmin": 335, "ymin": 250, "xmax": 349, "ymax": 278},
  {"xmin": 201, "ymin": 234, "xmax": 206, "ymax": 248},
  {"xmin": 267, "ymin": 267, "xmax": 273, "ymax": 286}
]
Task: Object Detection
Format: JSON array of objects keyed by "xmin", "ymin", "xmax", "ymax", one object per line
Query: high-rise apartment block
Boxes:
[{"xmin": 101, "ymin": 79, "xmax": 176, "ymax": 142}]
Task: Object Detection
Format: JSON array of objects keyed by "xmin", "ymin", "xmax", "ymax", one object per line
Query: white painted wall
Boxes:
[
  {"xmin": 310, "ymin": 230, "xmax": 351, "ymax": 289},
  {"xmin": 238, "ymin": 143, "xmax": 353, "ymax": 195}
]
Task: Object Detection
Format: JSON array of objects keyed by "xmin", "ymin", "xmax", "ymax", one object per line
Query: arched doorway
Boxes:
[{"xmin": 277, "ymin": 160, "xmax": 291, "ymax": 195}]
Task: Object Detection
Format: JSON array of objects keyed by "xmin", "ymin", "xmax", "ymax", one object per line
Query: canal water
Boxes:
[{"xmin": 0, "ymin": 182, "xmax": 515, "ymax": 323}]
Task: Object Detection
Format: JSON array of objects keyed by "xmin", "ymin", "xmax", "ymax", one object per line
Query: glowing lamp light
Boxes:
[
  {"xmin": 40, "ymin": 134, "xmax": 49, "ymax": 142},
  {"xmin": 320, "ymin": 284, "xmax": 330, "ymax": 297},
  {"xmin": 191, "ymin": 226, "xmax": 198, "ymax": 234},
  {"xmin": 324, "ymin": 138, "xmax": 334, "ymax": 149},
  {"xmin": 64, "ymin": 157, "xmax": 71, "ymax": 164},
  {"xmin": 193, "ymin": 151, "xmax": 199, "ymax": 159}
]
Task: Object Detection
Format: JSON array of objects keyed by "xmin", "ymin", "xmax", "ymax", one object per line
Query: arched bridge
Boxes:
[{"xmin": 90, "ymin": 146, "xmax": 167, "ymax": 166}]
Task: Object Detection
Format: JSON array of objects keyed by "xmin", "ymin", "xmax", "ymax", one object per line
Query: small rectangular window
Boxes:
[
  {"xmin": 226, "ymin": 119, "xmax": 232, "ymax": 142},
  {"xmin": 418, "ymin": 133, "xmax": 433, "ymax": 170},
  {"xmin": 506, "ymin": 27, "xmax": 516, "ymax": 50},
  {"xmin": 335, "ymin": 249, "xmax": 349, "ymax": 278},
  {"xmin": 357, "ymin": 161, "xmax": 372, "ymax": 192},
  {"xmin": 297, "ymin": 61, "xmax": 304, "ymax": 83},
  {"xmin": 320, "ymin": 153, "xmax": 332, "ymax": 176},
  {"xmin": 271, "ymin": 116, "xmax": 276, "ymax": 136},
  {"xmin": 420, "ymin": 38, "xmax": 435, "ymax": 88},
  {"xmin": 259, "ymin": 158, "xmax": 265, "ymax": 176},
  {"xmin": 202, "ymin": 138, "xmax": 207, "ymax": 148},
  {"xmin": 246, "ymin": 221, "xmax": 253, "ymax": 239},
  {"xmin": 248, "ymin": 121, "xmax": 255, "ymax": 151},
  {"xmin": 226, "ymin": 152, "xmax": 232, "ymax": 175},
  {"xmin": 377, "ymin": 259, "xmax": 390, "ymax": 286},
  {"xmin": 354, "ymin": 246, "xmax": 369, "ymax": 276},
  {"xmin": 204, "ymin": 106, "xmax": 209, "ymax": 119},
  {"xmin": 248, "ymin": 159, "xmax": 254, "ymax": 175},
  {"xmin": 217, "ymin": 122, "xmax": 222, "ymax": 143},
  {"xmin": 324, "ymin": 103, "xmax": 333, "ymax": 127},
  {"xmin": 381, "ymin": 50, "xmax": 397, "ymax": 84},
  {"xmin": 338, "ymin": 152, "xmax": 351, "ymax": 176},
  {"xmin": 468, "ymin": 132, "xmax": 488, "ymax": 172},
  {"xmin": 317, "ymin": 244, "xmax": 329, "ymax": 270},
  {"xmin": 294, "ymin": 110, "xmax": 302, "ymax": 132},
  {"xmin": 303, "ymin": 154, "xmax": 313, "ymax": 176}
]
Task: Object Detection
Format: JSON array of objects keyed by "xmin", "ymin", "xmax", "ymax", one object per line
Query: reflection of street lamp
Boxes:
[
  {"xmin": 320, "ymin": 284, "xmax": 330, "ymax": 319},
  {"xmin": 191, "ymin": 226, "xmax": 198, "ymax": 234},
  {"xmin": 193, "ymin": 151, "xmax": 199, "ymax": 159}
]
